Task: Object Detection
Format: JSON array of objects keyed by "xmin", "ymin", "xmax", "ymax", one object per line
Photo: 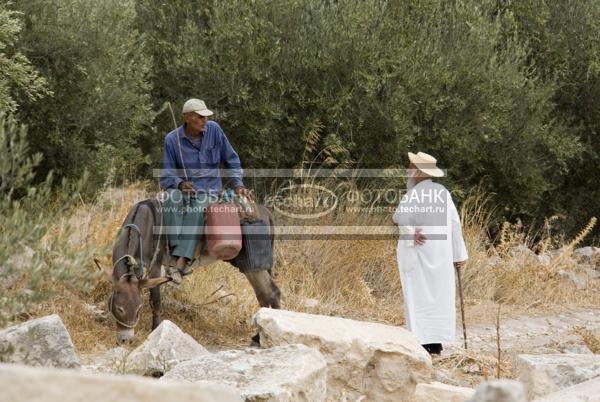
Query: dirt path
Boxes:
[{"xmin": 436, "ymin": 306, "xmax": 600, "ymax": 386}]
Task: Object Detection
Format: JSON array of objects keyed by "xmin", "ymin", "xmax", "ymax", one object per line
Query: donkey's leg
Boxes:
[
  {"xmin": 149, "ymin": 286, "xmax": 162, "ymax": 330},
  {"xmin": 244, "ymin": 270, "xmax": 281, "ymax": 309}
]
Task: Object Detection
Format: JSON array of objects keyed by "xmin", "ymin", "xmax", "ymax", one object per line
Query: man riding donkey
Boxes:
[
  {"xmin": 98, "ymin": 98, "xmax": 280, "ymax": 344},
  {"xmin": 160, "ymin": 98, "xmax": 255, "ymax": 284}
]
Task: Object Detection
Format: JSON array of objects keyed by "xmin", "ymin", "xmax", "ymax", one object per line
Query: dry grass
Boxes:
[
  {"xmin": 459, "ymin": 188, "xmax": 599, "ymax": 309},
  {"xmin": 572, "ymin": 326, "xmax": 600, "ymax": 354},
  {"xmin": 19, "ymin": 181, "xmax": 600, "ymax": 358},
  {"xmin": 435, "ymin": 349, "xmax": 517, "ymax": 385}
]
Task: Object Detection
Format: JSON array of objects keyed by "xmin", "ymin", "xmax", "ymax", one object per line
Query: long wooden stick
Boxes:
[
  {"xmin": 456, "ymin": 266, "xmax": 468, "ymax": 349},
  {"xmin": 496, "ymin": 303, "xmax": 501, "ymax": 378},
  {"xmin": 167, "ymin": 101, "xmax": 188, "ymax": 182}
]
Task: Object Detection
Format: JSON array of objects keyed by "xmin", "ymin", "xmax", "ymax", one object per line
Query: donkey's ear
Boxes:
[
  {"xmin": 93, "ymin": 258, "xmax": 113, "ymax": 283},
  {"xmin": 139, "ymin": 277, "xmax": 171, "ymax": 289}
]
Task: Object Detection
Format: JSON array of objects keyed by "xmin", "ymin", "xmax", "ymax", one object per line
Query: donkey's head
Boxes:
[{"xmin": 94, "ymin": 258, "xmax": 169, "ymax": 343}]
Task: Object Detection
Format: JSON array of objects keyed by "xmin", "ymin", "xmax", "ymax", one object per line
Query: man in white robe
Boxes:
[{"xmin": 393, "ymin": 151, "xmax": 468, "ymax": 355}]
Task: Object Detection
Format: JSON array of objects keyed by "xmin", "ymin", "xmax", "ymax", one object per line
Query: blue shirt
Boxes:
[{"xmin": 160, "ymin": 121, "xmax": 244, "ymax": 193}]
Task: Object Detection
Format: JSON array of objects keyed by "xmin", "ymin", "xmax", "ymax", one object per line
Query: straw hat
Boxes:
[{"xmin": 408, "ymin": 151, "xmax": 444, "ymax": 177}]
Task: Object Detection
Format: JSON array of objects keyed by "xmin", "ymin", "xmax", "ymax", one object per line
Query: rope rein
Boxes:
[
  {"xmin": 123, "ymin": 223, "xmax": 144, "ymax": 278},
  {"xmin": 108, "ymin": 260, "xmax": 142, "ymax": 329},
  {"xmin": 148, "ymin": 200, "xmax": 164, "ymax": 271},
  {"xmin": 109, "ymin": 200, "xmax": 166, "ymax": 329},
  {"xmin": 108, "ymin": 278, "xmax": 142, "ymax": 329}
]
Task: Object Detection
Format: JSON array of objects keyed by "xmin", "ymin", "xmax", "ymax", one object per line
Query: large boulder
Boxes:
[
  {"xmin": 164, "ymin": 344, "xmax": 327, "ymax": 402},
  {"xmin": 534, "ymin": 376, "xmax": 600, "ymax": 402},
  {"xmin": 0, "ymin": 363, "xmax": 242, "ymax": 402},
  {"xmin": 414, "ymin": 382, "xmax": 475, "ymax": 402},
  {"xmin": 467, "ymin": 380, "xmax": 526, "ymax": 402},
  {"xmin": 125, "ymin": 320, "xmax": 209, "ymax": 376},
  {"xmin": 252, "ymin": 308, "xmax": 432, "ymax": 401},
  {"xmin": 0, "ymin": 314, "xmax": 79, "ymax": 368},
  {"xmin": 517, "ymin": 353, "xmax": 600, "ymax": 399}
]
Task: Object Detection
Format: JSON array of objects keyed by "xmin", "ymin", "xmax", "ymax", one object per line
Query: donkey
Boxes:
[{"xmin": 95, "ymin": 197, "xmax": 281, "ymax": 343}]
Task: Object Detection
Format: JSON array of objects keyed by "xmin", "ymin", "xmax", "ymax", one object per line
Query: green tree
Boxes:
[
  {"xmin": 11, "ymin": 0, "xmax": 152, "ymax": 185},
  {"xmin": 497, "ymin": 0, "xmax": 600, "ymax": 238},
  {"xmin": 0, "ymin": 3, "xmax": 48, "ymax": 113},
  {"xmin": 136, "ymin": 0, "xmax": 579, "ymax": 222},
  {"xmin": 0, "ymin": 113, "xmax": 94, "ymax": 325}
]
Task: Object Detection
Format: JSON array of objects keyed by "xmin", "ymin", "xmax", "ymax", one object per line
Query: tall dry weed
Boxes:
[{"xmin": 460, "ymin": 187, "xmax": 598, "ymax": 307}]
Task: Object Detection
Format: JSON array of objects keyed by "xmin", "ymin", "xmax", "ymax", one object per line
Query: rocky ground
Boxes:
[
  {"xmin": 2, "ymin": 307, "xmax": 599, "ymax": 401},
  {"xmin": 1, "ymin": 248, "xmax": 600, "ymax": 401},
  {"xmin": 453, "ymin": 306, "xmax": 600, "ymax": 355},
  {"xmin": 435, "ymin": 306, "xmax": 600, "ymax": 388}
]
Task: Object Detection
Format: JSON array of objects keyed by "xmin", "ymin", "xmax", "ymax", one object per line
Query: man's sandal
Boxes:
[
  {"xmin": 167, "ymin": 266, "xmax": 182, "ymax": 285},
  {"xmin": 179, "ymin": 264, "xmax": 194, "ymax": 277}
]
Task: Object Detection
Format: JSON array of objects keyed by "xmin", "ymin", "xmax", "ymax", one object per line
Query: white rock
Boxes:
[
  {"xmin": 557, "ymin": 270, "xmax": 587, "ymax": 290},
  {"xmin": 83, "ymin": 303, "xmax": 106, "ymax": 322},
  {"xmin": 585, "ymin": 268, "xmax": 600, "ymax": 280},
  {"xmin": 252, "ymin": 308, "xmax": 432, "ymax": 401},
  {"xmin": 534, "ymin": 376, "xmax": 600, "ymax": 402},
  {"xmin": 548, "ymin": 248, "xmax": 566, "ymax": 258},
  {"xmin": 0, "ymin": 314, "xmax": 79, "ymax": 368},
  {"xmin": 125, "ymin": 320, "xmax": 209, "ymax": 376},
  {"xmin": 573, "ymin": 247, "xmax": 600, "ymax": 262},
  {"xmin": 517, "ymin": 354, "xmax": 600, "ymax": 399},
  {"xmin": 415, "ymin": 382, "xmax": 475, "ymax": 402},
  {"xmin": 433, "ymin": 369, "xmax": 463, "ymax": 387},
  {"xmin": 467, "ymin": 380, "xmax": 526, "ymax": 402},
  {"xmin": 80, "ymin": 347, "xmax": 130, "ymax": 374},
  {"xmin": 536, "ymin": 254, "xmax": 551, "ymax": 266},
  {"xmin": 0, "ymin": 362, "xmax": 242, "ymax": 402},
  {"xmin": 563, "ymin": 344, "xmax": 593, "ymax": 354},
  {"xmin": 164, "ymin": 344, "xmax": 327, "ymax": 402},
  {"xmin": 510, "ymin": 245, "xmax": 536, "ymax": 259},
  {"xmin": 302, "ymin": 298, "xmax": 320, "ymax": 309}
]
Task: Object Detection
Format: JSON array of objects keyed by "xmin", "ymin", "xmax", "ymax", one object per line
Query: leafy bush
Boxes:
[
  {"xmin": 1, "ymin": 0, "xmax": 598, "ymax": 240},
  {"xmin": 498, "ymin": 0, "xmax": 600, "ymax": 238},
  {"xmin": 9, "ymin": 0, "xmax": 152, "ymax": 186},
  {"xmin": 0, "ymin": 3, "xmax": 48, "ymax": 113},
  {"xmin": 0, "ymin": 113, "xmax": 94, "ymax": 325},
  {"xmin": 135, "ymin": 0, "xmax": 581, "ymax": 226}
]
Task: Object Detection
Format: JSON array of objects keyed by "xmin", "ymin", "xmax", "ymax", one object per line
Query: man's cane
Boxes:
[{"xmin": 456, "ymin": 264, "xmax": 468, "ymax": 350}]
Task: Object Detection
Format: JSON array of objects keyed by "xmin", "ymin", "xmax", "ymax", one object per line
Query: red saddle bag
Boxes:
[{"xmin": 204, "ymin": 202, "xmax": 242, "ymax": 260}]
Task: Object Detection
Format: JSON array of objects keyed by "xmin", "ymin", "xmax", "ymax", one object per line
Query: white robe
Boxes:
[{"xmin": 393, "ymin": 179, "xmax": 468, "ymax": 344}]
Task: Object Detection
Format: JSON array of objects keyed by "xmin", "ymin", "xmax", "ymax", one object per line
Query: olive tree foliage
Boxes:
[
  {"xmin": 135, "ymin": 0, "xmax": 579, "ymax": 221},
  {"xmin": 1, "ymin": 0, "xmax": 596, "ymax": 238},
  {"xmin": 0, "ymin": 4, "xmax": 48, "ymax": 114},
  {"xmin": 0, "ymin": 2, "xmax": 45, "ymax": 198},
  {"xmin": 497, "ymin": 0, "xmax": 600, "ymax": 236},
  {"xmin": 0, "ymin": 4, "xmax": 93, "ymax": 325},
  {"xmin": 9, "ymin": 0, "xmax": 152, "ymax": 185},
  {"xmin": 0, "ymin": 113, "xmax": 94, "ymax": 326},
  {"xmin": 0, "ymin": 111, "xmax": 42, "ymax": 198}
]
